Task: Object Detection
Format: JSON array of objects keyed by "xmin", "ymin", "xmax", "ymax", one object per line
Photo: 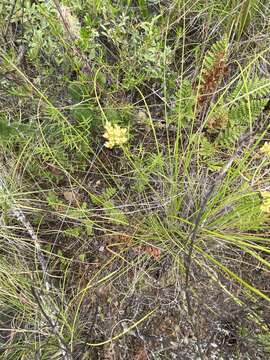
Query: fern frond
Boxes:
[
  {"xmin": 201, "ymin": 37, "xmax": 229, "ymax": 80},
  {"xmin": 216, "ymin": 124, "xmax": 244, "ymax": 148},
  {"xmin": 198, "ymin": 37, "xmax": 229, "ymax": 106},
  {"xmin": 216, "ymin": 76, "xmax": 270, "ymax": 147},
  {"xmin": 229, "ymin": 77, "xmax": 270, "ymax": 102},
  {"xmin": 198, "ymin": 135, "xmax": 216, "ymax": 159},
  {"xmin": 229, "ymin": 99, "xmax": 268, "ymax": 126},
  {"xmin": 173, "ymin": 79, "xmax": 195, "ymax": 123}
]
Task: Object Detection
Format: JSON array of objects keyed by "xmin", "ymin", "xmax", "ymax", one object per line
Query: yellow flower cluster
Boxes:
[
  {"xmin": 260, "ymin": 191, "xmax": 270, "ymax": 213},
  {"xmin": 260, "ymin": 142, "xmax": 270, "ymax": 156},
  {"xmin": 103, "ymin": 122, "xmax": 128, "ymax": 149}
]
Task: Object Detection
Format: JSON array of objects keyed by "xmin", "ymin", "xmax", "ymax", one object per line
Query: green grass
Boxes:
[{"xmin": 1, "ymin": 0, "xmax": 270, "ymax": 358}]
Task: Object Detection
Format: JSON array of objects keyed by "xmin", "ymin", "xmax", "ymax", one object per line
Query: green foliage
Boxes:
[
  {"xmin": 209, "ymin": 188, "xmax": 264, "ymax": 231},
  {"xmin": 98, "ymin": 10, "xmax": 173, "ymax": 86},
  {"xmin": 13, "ymin": 1, "xmax": 63, "ymax": 64},
  {"xmin": 133, "ymin": 152, "xmax": 164, "ymax": 193},
  {"xmin": 46, "ymin": 191, "xmax": 64, "ymax": 210},
  {"xmin": 216, "ymin": 77, "xmax": 270, "ymax": 147},
  {"xmin": 90, "ymin": 187, "xmax": 127, "ymax": 224},
  {"xmin": 198, "ymin": 39, "xmax": 270, "ymax": 149},
  {"xmin": 0, "ymin": 119, "xmax": 17, "ymax": 143},
  {"xmin": 216, "ymin": 123, "xmax": 244, "ymax": 148},
  {"xmin": 173, "ymin": 79, "xmax": 196, "ymax": 124},
  {"xmin": 0, "ymin": 117, "xmax": 34, "ymax": 146},
  {"xmin": 234, "ymin": 191, "xmax": 264, "ymax": 231},
  {"xmin": 1, "ymin": 1, "xmax": 270, "ymax": 359},
  {"xmin": 197, "ymin": 135, "xmax": 216, "ymax": 160},
  {"xmin": 228, "ymin": 0, "xmax": 260, "ymax": 40},
  {"xmin": 228, "ymin": 76, "xmax": 270, "ymax": 101}
]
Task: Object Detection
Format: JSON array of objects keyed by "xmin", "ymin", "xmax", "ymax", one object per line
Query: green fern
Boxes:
[
  {"xmin": 198, "ymin": 135, "xmax": 216, "ymax": 159},
  {"xmin": 173, "ymin": 79, "xmax": 195, "ymax": 123},
  {"xmin": 215, "ymin": 76, "xmax": 270, "ymax": 147},
  {"xmin": 216, "ymin": 99, "xmax": 266, "ymax": 148},
  {"xmin": 229, "ymin": 99, "xmax": 268, "ymax": 126},
  {"xmin": 216, "ymin": 124, "xmax": 244, "ymax": 148},
  {"xmin": 228, "ymin": 77, "xmax": 270, "ymax": 102}
]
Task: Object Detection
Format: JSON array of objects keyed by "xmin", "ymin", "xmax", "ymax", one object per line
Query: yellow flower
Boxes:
[
  {"xmin": 103, "ymin": 122, "xmax": 128, "ymax": 149},
  {"xmin": 260, "ymin": 142, "xmax": 270, "ymax": 156},
  {"xmin": 260, "ymin": 201, "xmax": 270, "ymax": 213},
  {"xmin": 260, "ymin": 190, "xmax": 270, "ymax": 213},
  {"xmin": 260, "ymin": 191, "xmax": 270, "ymax": 199}
]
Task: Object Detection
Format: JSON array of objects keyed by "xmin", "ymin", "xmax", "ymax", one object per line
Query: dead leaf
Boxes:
[
  {"xmin": 46, "ymin": 162, "xmax": 62, "ymax": 176},
  {"xmin": 144, "ymin": 246, "xmax": 161, "ymax": 260},
  {"xmin": 63, "ymin": 191, "xmax": 83, "ymax": 205},
  {"xmin": 107, "ymin": 232, "xmax": 133, "ymax": 245},
  {"xmin": 118, "ymin": 233, "xmax": 132, "ymax": 243}
]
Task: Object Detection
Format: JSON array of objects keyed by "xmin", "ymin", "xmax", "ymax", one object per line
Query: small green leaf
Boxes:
[
  {"xmin": 84, "ymin": 219, "xmax": 93, "ymax": 236},
  {"xmin": 78, "ymin": 253, "xmax": 86, "ymax": 262}
]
